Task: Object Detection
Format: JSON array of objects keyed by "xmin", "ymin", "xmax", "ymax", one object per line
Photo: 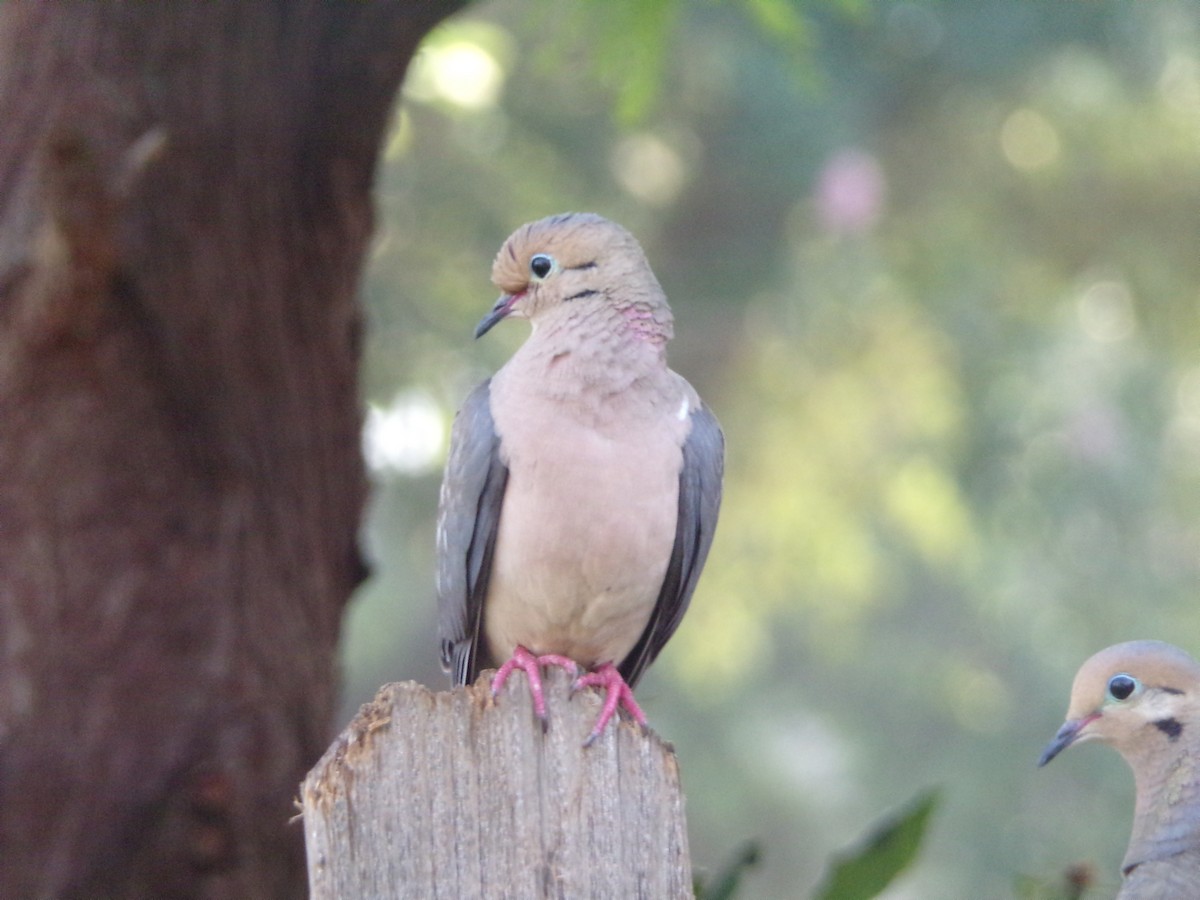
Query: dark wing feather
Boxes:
[
  {"xmin": 436, "ymin": 380, "xmax": 508, "ymax": 685},
  {"xmin": 618, "ymin": 403, "xmax": 724, "ymax": 688}
]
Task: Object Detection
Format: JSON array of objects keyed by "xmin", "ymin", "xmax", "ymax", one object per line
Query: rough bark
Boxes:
[
  {"xmin": 303, "ymin": 669, "xmax": 694, "ymax": 899},
  {"xmin": 0, "ymin": 2, "xmax": 462, "ymax": 896}
]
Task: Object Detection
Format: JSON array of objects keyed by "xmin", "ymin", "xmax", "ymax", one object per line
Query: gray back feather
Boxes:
[
  {"xmin": 436, "ymin": 380, "xmax": 508, "ymax": 685},
  {"xmin": 618, "ymin": 403, "xmax": 724, "ymax": 687}
]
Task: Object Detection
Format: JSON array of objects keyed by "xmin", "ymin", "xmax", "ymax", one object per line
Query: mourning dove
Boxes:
[
  {"xmin": 436, "ymin": 212, "xmax": 723, "ymax": 743},
  {"xmin": 1039, "ymin": 640, "xmax": 1200, "ymax": 899}
]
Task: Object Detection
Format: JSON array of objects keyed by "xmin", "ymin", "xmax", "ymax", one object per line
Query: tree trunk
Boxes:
[
  {"xmin": 302, "ymin": 669, "xmax": 694, "ymax": 899},
  {"xmin": 0, "ymin": 2, "xmax": 462, "ymax": 896}
]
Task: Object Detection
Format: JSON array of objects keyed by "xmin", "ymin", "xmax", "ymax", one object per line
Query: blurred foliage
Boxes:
[
  {"xmin": 535, "ymin": 0, "xmax": 863, "ymax": 123},
  {"xmin": 345, "ymin": 0, "xmax": 1200, "ymax": 895},
  {"xmin": 813, "ymin": 790, "xmax": 938, "ymax": 900},
  {"xmin": 1015, "ymin": 863, "xmax": 1097, "ymax": 900},
  {"xmin": 696, "ymin": 840, "xmax": 763, "ymax": 900}
]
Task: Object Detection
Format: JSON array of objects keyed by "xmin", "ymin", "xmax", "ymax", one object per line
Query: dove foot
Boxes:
[
  {"xmin": 491, "ymin": 645, "xmax": 579, "ymax": 722},
  {"xmin": 574, "ymin": 662, "xmax": 646, "ymax": 746}
]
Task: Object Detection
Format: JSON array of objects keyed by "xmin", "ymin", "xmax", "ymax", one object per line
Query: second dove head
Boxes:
[{"xmin": 1039, "ymin": 639, "xmax": 1200, "ymax": 767}]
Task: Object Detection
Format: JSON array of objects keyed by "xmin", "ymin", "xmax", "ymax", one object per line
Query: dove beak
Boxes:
[
  {"xmin": 474, "ymin": 293, "xmax": 521, "ymax": 339},
  {"xmin": 1038, "ymin": 712, "xmax": 1100, "ymax": 767}
]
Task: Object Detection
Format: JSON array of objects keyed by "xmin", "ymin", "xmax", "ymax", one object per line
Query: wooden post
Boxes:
[{"xmin": 301, "ymin": 669, "xmax": 693, "ymax": 899}]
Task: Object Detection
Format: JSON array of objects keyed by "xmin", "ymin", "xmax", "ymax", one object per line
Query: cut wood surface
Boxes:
[{"xmin": 302, "ymin": 669, "xmax": 692, "ymax": 899}]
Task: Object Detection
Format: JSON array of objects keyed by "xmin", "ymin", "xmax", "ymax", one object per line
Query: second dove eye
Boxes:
[
  {"xmin": 1107, "ymin": 674, "xmax": 1138, "ymax": 701},
  {"xmin": 530, "ymin": 254, "xmax": 554, "ymax": 279}
]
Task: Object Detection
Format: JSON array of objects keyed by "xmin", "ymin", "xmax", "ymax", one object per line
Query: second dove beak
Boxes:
[{"xmin": 1038, "ymin": 713, "xmax": 1099, "ymax": 767}]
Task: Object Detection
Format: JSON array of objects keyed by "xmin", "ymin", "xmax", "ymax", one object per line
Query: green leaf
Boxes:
[
  {"xmin": 742, "ymin": 0, "xmax": 811, "ymax": 49},
  {"xmin": 587, "ymin": 0, "xmax": 681, "ymax": 124},
  {"xmin": 695, "ymin": 840, "xmax": 763, "ymax": 900},
  {"xmin": 812, "ymin": 789, "xmax": 939, "ymax": 900}
]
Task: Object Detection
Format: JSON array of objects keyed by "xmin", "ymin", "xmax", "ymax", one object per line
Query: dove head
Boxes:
[
  {"xmin": 475, "ymin": 212, "xmax": 674, "ymax": 345},
  {"xmin": 1039, "ymin": 640, "xmax": 1200, "ymax": 768}
]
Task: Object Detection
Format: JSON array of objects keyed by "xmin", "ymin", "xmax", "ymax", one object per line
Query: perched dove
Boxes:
[
  {"xmin": 1039, "ymin": 640, "xmax": 1200, "ymax": 899},
  {"xmin": 436, "ymin": 212, "xmax": 723, "ymax": 744}
]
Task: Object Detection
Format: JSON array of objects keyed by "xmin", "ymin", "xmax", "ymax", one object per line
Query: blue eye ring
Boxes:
[
  {"xmin": 1107, "ymin": 673, "xmax": 1140, "ymax": 702},
  {"xmin": 530, "ymin": 254, "xmax": 555, "ymax": 279}
]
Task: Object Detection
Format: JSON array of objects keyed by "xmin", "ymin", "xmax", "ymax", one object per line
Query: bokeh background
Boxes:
[{"xmin": 342, "ymin": 1, "xmax": 1200, "ymax": 896}]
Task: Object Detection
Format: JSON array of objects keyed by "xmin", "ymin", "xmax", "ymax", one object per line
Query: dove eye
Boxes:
[
  {"xmin": 1107, "ymin": 673, "xmax": 1140, "ymax": 702},
  {"xmin": 529, "ymin": 254, "xmax": 555, "ymax": 279}
]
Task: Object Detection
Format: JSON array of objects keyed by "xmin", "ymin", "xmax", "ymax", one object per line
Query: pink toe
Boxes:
[
  {"xmin": 490, "ymin": 645, "xmax": 549, "ymax": 719},
  {"xmin": 490, "ymin": 646, "xmax": 585, "ymax": 722},
  {"xmin": 534, "ymin": 653, "xmax": 580, "ymax": 676},
  {"xmin": 575, "ymin": 662, "xmax": 647, "ymax": 745}
]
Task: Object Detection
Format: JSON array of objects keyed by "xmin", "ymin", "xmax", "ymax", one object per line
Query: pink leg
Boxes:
[
  {"xmin": 573, "ymin": 662, "xmax": 646, "ymax": 746},
  {"xmin": 491, "ymin": 645, "xmax": 579, "ymax": 721}
]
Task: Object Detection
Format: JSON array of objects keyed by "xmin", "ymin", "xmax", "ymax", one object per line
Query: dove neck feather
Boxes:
[
  {"xmin": 518, "ymin": 289, "xmax": 676, "ymax": 374},
  {"xmin": 505, "ymin": 289, "xmax": 677, "ymax": 403},
  {"xmin": 1123, "ymin": 713, "xmax": 1200, "ymax": 873}
]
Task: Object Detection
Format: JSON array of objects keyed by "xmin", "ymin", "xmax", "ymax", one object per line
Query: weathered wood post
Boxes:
[{"xmin": 301, "ymin": 668, "xmax": 692, "ymax": 899}]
